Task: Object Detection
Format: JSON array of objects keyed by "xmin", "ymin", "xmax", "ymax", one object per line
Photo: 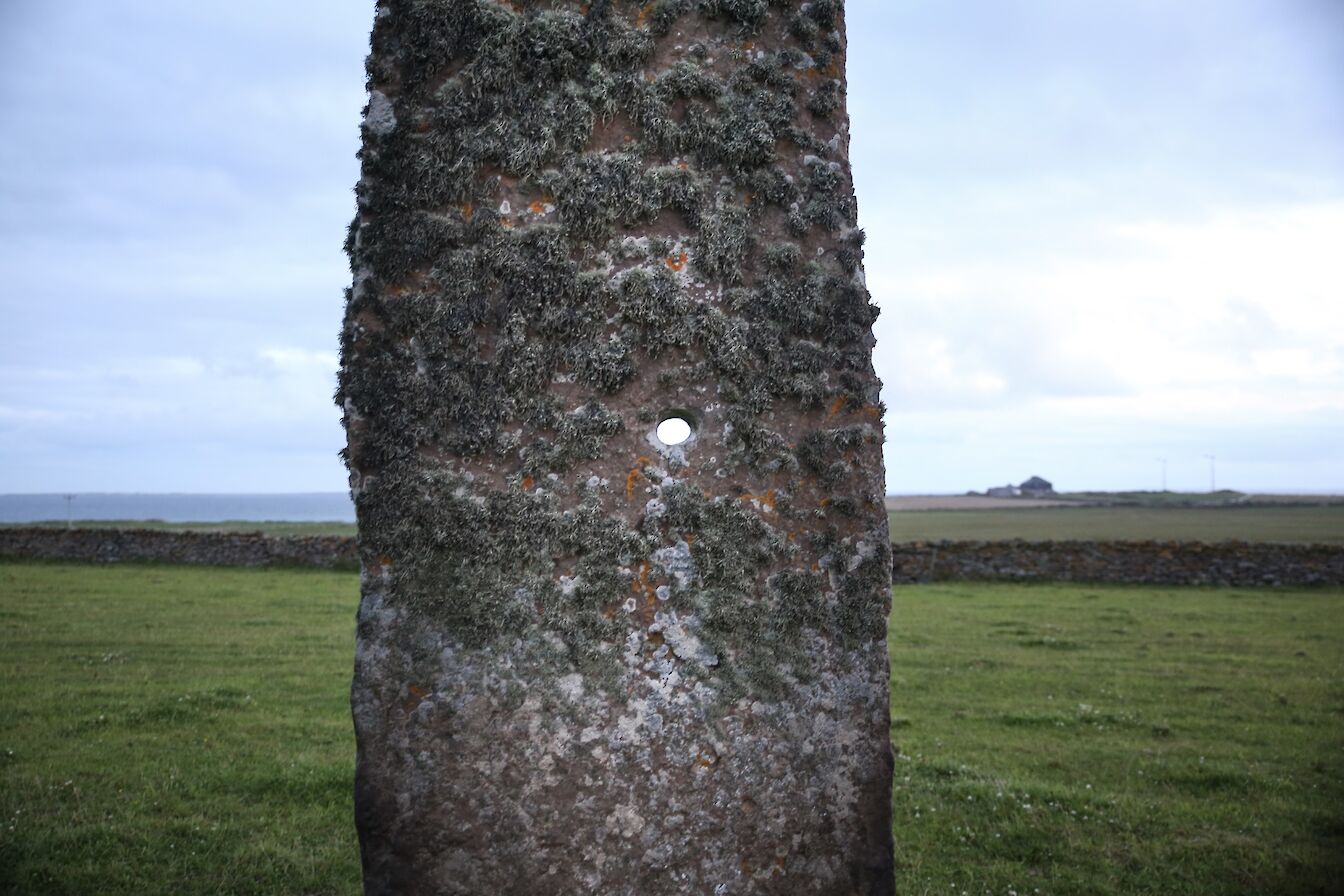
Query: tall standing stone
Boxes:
[{"xmin": 339, "ymin": 1, "xmax": 892, "ymax": 892}]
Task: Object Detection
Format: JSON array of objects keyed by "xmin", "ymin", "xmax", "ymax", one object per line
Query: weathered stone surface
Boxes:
[{"xmin": 339, "ymin": 1, "xmax": 892, "ymax": 892}]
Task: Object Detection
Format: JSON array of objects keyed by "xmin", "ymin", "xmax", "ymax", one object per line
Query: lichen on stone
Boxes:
[{"xmin": 342, "ymin": 3, "xmax": 894, "ymax": 888}]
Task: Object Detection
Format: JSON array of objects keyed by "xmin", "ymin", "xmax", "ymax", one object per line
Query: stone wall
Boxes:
[
  {"xmin": 4, "ymin": 529, "xmax": 1340, "ymax": 587},
  {"xmin": 892, "ymin": 540, "xmax": 1344, "ymax": 587},
  {"xmin": 0, "ymin": 527, "xmax": 357, "ymax": 570}
]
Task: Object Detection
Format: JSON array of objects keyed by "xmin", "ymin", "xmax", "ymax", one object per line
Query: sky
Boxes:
[{"xmin": 0, "ymin": 0, "xmax": 1340, "ymax": 496}]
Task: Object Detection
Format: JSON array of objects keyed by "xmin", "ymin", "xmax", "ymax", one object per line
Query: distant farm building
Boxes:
[
  {"xmin": 982, "ymin": 476, "xmax": 1055, "ymax": 499},
  {"xmin": 1019, "ymin": 476, "xmax": 1055, "ymax": 496}
]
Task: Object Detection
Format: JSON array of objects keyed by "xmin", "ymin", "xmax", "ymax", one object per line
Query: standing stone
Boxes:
[{"xmin": 339, "ymin": 1, "xmax": 892, "ymax": 893}]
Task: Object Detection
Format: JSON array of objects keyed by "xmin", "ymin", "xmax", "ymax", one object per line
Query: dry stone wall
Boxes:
[
  {"xmin": 0, "ymin": 527, "xmax": 357, "ymax": 570},
  {"xmin": 891, "ymin": 539, "xmax": 1344, "ymax": 587},
  {"xmin": 3, "ymin": 530, "xmax": 1340, "ymax": 588}
]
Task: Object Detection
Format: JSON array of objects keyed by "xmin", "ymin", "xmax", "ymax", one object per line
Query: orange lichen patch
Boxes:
[
  {"xmin": 743, "ymin": 192, "xmax": 755, "ymax": 205},
  {"xmin": 527, "ymin": 199, "xmax": 550, "ymax": 214},
  {"xmin": 460, "ymin": 201, "xmax": 473, "ymax": 218},
  {"xmin": 825, "ymin": 395, "xmax": 847, "ymax": 419},
  {"xmin": 820, "ymin": 497, "xmax": 832, "ymax": 507},
  {"xmin": 810, "ymin": 562, "xmax": 821, "ymax": 572},
  {"xmin": 629, "ymin": 562, "xmax": 659, "ymax": 623},
  {"xmin": 521, "ymin": 476, "xmax": 534, "ymax": 490},
  {"xmin": 636, "ymin": 2, "xmax": 654, "ymax": 27},
  {"xmin": 739, "ymin": 490, "xmax": 776, "ymax": 511},
  {"xmin": 739, "ymin": 860, "xmax": 753, "ymax": 875},
  {"xmin": 861, "ymin": 404, "xmax": 883, "ymax": 420},
  {"xmin": 500, "ymin": 218, "xmax": 515, "ymax": 229},
  {"xmin": 741, "ymin": 40, "xmax": 755, "ymax": 50},
  {"xmin": 693, "ymin": 749, "xmax": 717, "ymax": 769},
  {"xmin": 401, "ymin": 685, "xmax": 428, "ymax": 714},
  {"xmin": 786, "ymin": 532, "xmax": 797, "ymax": 542},
  {"xmin": 665, "ymin": 251, "xmax": 688, "ymax": 271},
  {"xmin": 631, "ymin": 562, "xmax": 654, "ymax": 597},
  {"xmin": 677, "ymin": 160, "xmax": 689, "ymax": 170},
  {"xmin": 625, "ymin": 456, "xmax": 651, "ymax": 498}
]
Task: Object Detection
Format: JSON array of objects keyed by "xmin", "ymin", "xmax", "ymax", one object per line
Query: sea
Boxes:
[{"xmin": 0, "ymin": 493, "xmax": 355, "ymax": 524}]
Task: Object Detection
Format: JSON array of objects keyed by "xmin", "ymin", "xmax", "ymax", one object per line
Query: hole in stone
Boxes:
[{"xmin": 656, "ymin": 416, "xmax": 693, "ymax": 446}]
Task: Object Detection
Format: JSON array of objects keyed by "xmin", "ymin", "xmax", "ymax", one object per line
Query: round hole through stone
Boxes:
[{"xmin": 656, "ymin": 416, "xmax": 693, "ymax": 446}]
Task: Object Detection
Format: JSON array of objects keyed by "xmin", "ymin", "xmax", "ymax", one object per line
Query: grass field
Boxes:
[
  {"xmin": 891, "ymin": 582, "xmax": 1344, "ymax": 895},
  {"xmin": 0, "ymin": 563, "xmax": 361, "ymax": 895},
  {"xmin": 2, "ymin": 564, "xmax": 1341, "ymax": 895},
  {"xmin": 889, "ymin": 504, "xmax": 1344, "ymax": 544}
]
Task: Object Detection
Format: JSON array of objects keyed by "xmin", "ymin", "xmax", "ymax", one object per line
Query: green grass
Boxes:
[
  {"xmin": 0, "ymin": 563, "xmax": 361, "ymax": 896},
  {"xmin": 890, "ymin": 504, "xmax": 1344, "ymax": 544},
  {"xmin": 890, "ymin": 582, "xmax": 1344, "ymax": 895},
  {"xmin": 1, "ymin": 519, "xmax": 358, "ymax": 537},
  {"xmin": 2, "ymin": 564, "xmax": 1342, "ymax": 894}
]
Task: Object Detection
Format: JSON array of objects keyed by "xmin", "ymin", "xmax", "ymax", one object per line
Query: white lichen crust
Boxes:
[{"xmin": 341, "ymin": 1, "xmax": 893, "ymax": 893}]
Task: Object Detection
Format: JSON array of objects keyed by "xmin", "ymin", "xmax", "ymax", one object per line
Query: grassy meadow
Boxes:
[
  {"xmin": 891, "ymin": 582, "xmax": 1344, "ymax": 895},
  {"xmin": 889, "ymin": 504, "xmax": 1344, "ymax": 544},
  {"xmin": 0, "ymin": 563, "xmax": 361, "ymax": 895},
  {"xmin": 1, "ymin": 563, "xmax": 1342, "ymax": 895}
]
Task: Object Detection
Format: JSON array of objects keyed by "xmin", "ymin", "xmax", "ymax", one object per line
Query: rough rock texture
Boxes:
[{"xmin": 338, "ymin": 1, "xmax": 892, "ymax": 893}]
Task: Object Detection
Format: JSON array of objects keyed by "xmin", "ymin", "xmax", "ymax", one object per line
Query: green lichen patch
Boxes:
[{"xmin": 343, "ymin": 0, "xmax": 891, "ymax": 700}]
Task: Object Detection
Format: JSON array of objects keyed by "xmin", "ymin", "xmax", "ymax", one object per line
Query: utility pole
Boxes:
[{"xmin": 1204, "ymin": 454, "xmax": 1216, "ymax": 492}]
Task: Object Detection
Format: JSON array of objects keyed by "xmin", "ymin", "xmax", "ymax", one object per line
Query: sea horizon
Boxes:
[{"xmin": 0, "ymin": 492, "xmax": 356, "ymax": 524}]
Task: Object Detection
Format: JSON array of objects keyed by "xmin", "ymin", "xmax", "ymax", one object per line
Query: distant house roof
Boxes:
[{"xmin": 1019, "ymin": 476, "xmax": 1053, "ymax": 492}]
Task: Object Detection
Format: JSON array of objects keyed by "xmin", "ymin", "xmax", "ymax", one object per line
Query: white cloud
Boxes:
[{"xmin": 871, "ymin": 201, "xmax": 1344, "ymax": 420}]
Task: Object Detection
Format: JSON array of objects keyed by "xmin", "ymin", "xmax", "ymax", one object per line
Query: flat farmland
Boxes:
[
  {"xmin": 889, "ymin": 504, "xmax": 1344, "ymax": 544},
  {"xmin": 2, "ymin": 563, "xmax": 1341, "ymax": 895}
]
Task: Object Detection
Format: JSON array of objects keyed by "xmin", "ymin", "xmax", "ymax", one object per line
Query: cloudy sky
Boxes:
[{"xmin": 1, "ymin": 0, "xmax": 1340, "ymax": 495}]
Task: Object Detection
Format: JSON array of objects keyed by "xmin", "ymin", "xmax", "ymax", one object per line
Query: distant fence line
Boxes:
[{"xmin": 1, "ymin": 528, "xmax": 1342, "ymax": 587}]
